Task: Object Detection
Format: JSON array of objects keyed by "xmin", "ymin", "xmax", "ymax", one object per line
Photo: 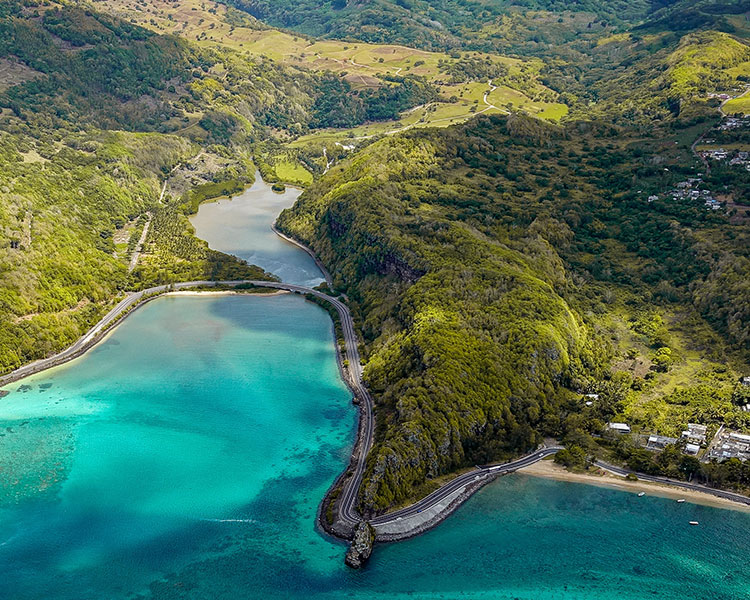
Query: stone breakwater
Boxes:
[{"xmin": 372, "ymin": 473, "xmax": 499, "ymax": 543}]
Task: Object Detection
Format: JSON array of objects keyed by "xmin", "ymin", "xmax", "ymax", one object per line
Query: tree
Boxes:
[{"xmin": 554, "ymin": 445, "xmax": 589, "ymax": 468}]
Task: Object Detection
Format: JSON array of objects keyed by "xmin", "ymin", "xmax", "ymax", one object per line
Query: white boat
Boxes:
[
  {"xmin": 677, "ymin": 499, "xmax": 686, "ymax": 503},
  {"xmin": 689, "ymin": 521, "xmax": 699, "ymax": 526},
  {"xmin": 638, "ymin": 492, "xmax": 646, "ymax": 497}
]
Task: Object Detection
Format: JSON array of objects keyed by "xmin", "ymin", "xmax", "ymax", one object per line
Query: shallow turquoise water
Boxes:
[
  {"xmin": 2, "ymin": 295, "xmax": 750, "ymax": 599},
  {"xmin": 0, "ymin": 294, "xmax": 355, "ymax": 599},
  {"xmin": 190, "ymin": 176, "xmax": 325, "ymax": 287}
]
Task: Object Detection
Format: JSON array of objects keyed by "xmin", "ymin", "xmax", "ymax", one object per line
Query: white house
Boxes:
[
  {"xmin": 685, "ymin": 443, "xmax": 700, "ymax": 456},
  {"xmin": 681, "ymin": 423, "xmax": 707, "ymax": 445},
  {"xmin": 608, "ymin": 422, "xmax": 631, "ymax": 434}
]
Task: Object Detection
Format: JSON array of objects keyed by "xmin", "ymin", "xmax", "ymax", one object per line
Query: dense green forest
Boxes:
[
  {"xmin": 226, "ymin": 0, "xmax": 662, "ymax": 49},
  {"xmin": 2, "ymin": 0, "xmax": 750, "ymax": 507},
  {"xmin": 0, "ymin": 2, "xmax": 437, "ymax": 136},
  {"xmin": 225, "ymin": 0, "xmax": 750, "ymax": 125},
  {"xmin": 228, "ymin": 0, "xmax": 750, "ymax": 52},
  {"xmin": 278, "ymin": 111, "xmax": 750, "ymax": 510}
]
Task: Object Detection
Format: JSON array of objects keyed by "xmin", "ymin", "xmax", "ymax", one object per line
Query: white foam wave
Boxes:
[{"xmin": 201, "ymin": 518, "xmax": 257, "ymax": 524}]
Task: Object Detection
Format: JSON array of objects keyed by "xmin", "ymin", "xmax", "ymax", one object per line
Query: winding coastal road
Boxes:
[
  {"xmin": 247, "ymin": 281, "xmax": 374, "ymax": 527},
  {"xmin": 0, "ymin": 278, "xmax": 375, "ymax": 529},
  {"xmin": 372, "ymin": 446, "xmax": 562, "ymax": 527},
  {"xmin": 370, "ymin": 450, "xmax": 750, "ymax": 535},
  {"xmin": 4, "ymin": 278, "xmax": 750, "ymax": 541}
]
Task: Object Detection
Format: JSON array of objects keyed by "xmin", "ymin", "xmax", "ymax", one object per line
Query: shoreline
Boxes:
[
  {"xmin": 519, "ymin": 460, "xmax": 750, "ymax": 513},
  {"xmin": 164, "ymin": 289, "xmax": 289, "ymax": 297},
  {"xmin": 0, "ymin": 170, "xmax": 371, "ymax": 549},
  {"xmin": 0, "ymin": 275, "xmax": 375, "ymax": 546},
  {"xmin": 0, "ymin": 291, "xmax": 158, "ymax": 388},
  {"xmin": 5, "ymin": 176, "xmax": 748, "ymax": 559},
  {"xmin": 4, "ymin": 280, "xmax": 750, "ymax": 547},
  {"xmin": 271, "ymin": 223, "xmax": 334, "ymax": 287},
  {"xmin": 0, "ymin": 282, "xmax": 293, "ymax": 389}
]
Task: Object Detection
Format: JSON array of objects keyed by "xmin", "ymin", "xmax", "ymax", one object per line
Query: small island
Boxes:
[{"xmin": 271, "ymin": 182, "xmax": 286, "ymax": 193}]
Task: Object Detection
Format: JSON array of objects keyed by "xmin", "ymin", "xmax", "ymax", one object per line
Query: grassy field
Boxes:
[
  {"xmin": 273, "ymin": 159, "xmax": 313, "ymax": 186},
  {"xmin": 288, "ymin": 85, "xmax": 507, "ymax": 148},
  {"xmin": 602, "ymin": 301, "xmax": 747, "ymax": 439},
  {"xmin": 724, "ymin": 95, "xmax": 750, "ymax": 115},
  {"xmin": 104, "ymin": 0, "xmax": 566, "ymax": 125},
  {"xmin": 696, "ymin": 142, "xmax": 750, "ymax": 151},
  {"xmin": 100, "ymin": 0, "xmax": 572, "ymax": 183}
]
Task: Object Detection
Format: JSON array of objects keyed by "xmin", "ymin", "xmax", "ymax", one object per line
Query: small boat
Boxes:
[
  {"xmin": 677, "ymin": 499, "xmax": 686, "ymax": 503},
  {"xmin": 689, "ymin": 521, "xmax": 699, "ymax": 526},
  {"xmin": 638, "ymin": 492, "xmax": 646, "ymax": 497}
]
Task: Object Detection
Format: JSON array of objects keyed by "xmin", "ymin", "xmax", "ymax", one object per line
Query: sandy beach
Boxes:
[{"xmin": 519, "ymin": 459, "xmax": 750, "ymax": 512}]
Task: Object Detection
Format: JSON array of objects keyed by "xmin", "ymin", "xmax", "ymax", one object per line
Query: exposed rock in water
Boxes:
[{"xmin": 345, "ymin": 521, "xmax": 375, "ymax": 569}]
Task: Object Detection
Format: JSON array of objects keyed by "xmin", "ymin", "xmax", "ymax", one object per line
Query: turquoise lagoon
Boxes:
[{"xmin": 1, "ymin": 176, "xmax": 750, "ymax": 599}]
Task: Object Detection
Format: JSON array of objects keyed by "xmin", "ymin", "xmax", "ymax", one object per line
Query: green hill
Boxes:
[
  {"xmin": 227, "ymin": 0, "xmax": 661, "ymax": 51},
  {"xmin": 279, "ymin": 113, "xmax": 750, "ymax": 511},
  {"xmin": 0, "ymin": 0, "xmax": 454, "ymax": 373}
]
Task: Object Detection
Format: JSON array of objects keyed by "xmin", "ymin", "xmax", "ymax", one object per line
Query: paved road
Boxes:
[
  {"xmin": 0, "ymin": 278, "xmax": 375, "ymax": 527},
  {"xmin": 6, "ymin": 276, "xmax": 748, "ymax": 533},
  {"xmin": 0, "ymin": 288, "xmax": 152, "ymax": 386},
  {"xmin": 371, "ymin": 449, "xmax": 750, "ymax": 530},
  {"xmin": 371, "ymin": 446, "xmax": 563, "ymax": 526},
  {"xmin": 248, "ymin": 281, "xmax": 374, "ymax": 526}
]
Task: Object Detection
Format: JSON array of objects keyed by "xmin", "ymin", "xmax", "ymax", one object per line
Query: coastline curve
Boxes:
[{"xmin": 3, "ymin": 274, "xmax": 750, "ymax": 553}]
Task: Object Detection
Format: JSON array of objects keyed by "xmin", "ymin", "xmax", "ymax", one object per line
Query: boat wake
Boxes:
[{"xmin": 201, "ymin": 518, "xmax": 257, "ymax": 524}]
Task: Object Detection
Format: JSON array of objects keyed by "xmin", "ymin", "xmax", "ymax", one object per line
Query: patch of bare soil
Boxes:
[{"xmin": 0, "ymin": 58, "xmax": 44, "ymax": 92}]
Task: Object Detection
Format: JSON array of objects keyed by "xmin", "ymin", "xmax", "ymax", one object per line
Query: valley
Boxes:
[
  {"xmin": 2, "ymin": 0, "xmax": 750, "ymax": 595},
  {"xmin": 102, "ymin": 0, "xmax": 567, "ymax": 181}
]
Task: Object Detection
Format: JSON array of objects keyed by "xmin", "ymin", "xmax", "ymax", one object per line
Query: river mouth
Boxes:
[{"xmin": 190, "ymin": 173, "xmax": 325, "ymax": 287}]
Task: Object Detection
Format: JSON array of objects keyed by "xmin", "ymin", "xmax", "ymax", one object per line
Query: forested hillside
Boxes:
[
  {"xmin": 225, "ymin": 0, "xmax": 750, "ymax": 125},
  {"xmin": 0, "ymin": 0, "xmax": 441, "ymax": 373},
  {"xmin": 227, "ymin": 0, "xmax": 662, "ymax": 50},
  {"xmin": 278, "ymin": 113, "xmax": 750, "ymax": 511}
]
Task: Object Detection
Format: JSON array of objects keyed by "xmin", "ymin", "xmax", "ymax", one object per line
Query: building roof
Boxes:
[
  {"xmin": 608, "ymin": 422, "xmax": 631, "ymax": 432},
  {"xmin": 682, "ymin": 423, "xmax": 707, "ymax": 441},
  {"xmin": 648, "ymin": 435, "xmax": 677, "ymax": 444}
]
